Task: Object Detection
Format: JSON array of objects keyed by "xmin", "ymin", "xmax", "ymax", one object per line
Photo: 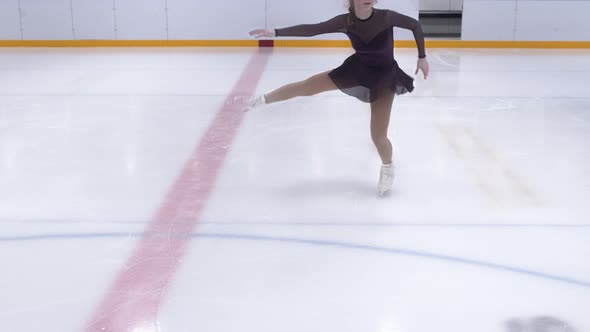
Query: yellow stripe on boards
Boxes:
[
  {"xmin": 0, "ymin": 40, "xmax": 258, "ymax": 47},
  {"xmin": 1, "ymin": 39, "xmax": 589, "ymax": 49},
  {"xmin": 273, "ymin": 40, "xmax": 351, "ymax": 48},
  {"xmin": 422, "ymin": 40, "xmax": 590, "ymax": 49}
]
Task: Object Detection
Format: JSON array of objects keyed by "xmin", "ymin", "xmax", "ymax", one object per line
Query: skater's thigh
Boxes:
[
  {"xmin": 301, "ymin": 71, "xmax": 338, "ymax": 95},
  {"xmin": 370, "ymin": 91, "xmax": 395, "ymax": 139}
]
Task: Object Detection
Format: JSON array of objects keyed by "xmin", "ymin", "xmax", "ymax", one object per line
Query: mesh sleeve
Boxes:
[
  {"xmin": 275, "ymin": 14, "xmax": 348, "ymax": 37},
  {"xmin": 387, "ymin": 10, "xmax": 426, "ymax": 58}
]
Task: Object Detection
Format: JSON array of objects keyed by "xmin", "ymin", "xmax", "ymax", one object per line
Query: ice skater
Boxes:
[{"xmin": 248, "ymin": 0, "xmax": 430, "ymax": 196}]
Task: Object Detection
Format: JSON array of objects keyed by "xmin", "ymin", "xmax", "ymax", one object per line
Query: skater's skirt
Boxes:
[{"xmin": 328, "ymin": 54, "xmax": 414, "ymax": 103}]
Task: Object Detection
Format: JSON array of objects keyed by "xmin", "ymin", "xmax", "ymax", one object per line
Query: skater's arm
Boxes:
[
  {"xmin": 386, "ymin": 10, "xmax": 429, "ymax": 79},
  {"xmin": 386, "ymin": 10, "xmax": 426, "ymax": 59},
  {"xmin": 274, "ymin": 14, "xmax": 348, "ymax": 37}
]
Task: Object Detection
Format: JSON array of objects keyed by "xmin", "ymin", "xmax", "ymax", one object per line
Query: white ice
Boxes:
[{"xmin": 0, "ymin": 47, "xmax": 589, "ymax": 332}]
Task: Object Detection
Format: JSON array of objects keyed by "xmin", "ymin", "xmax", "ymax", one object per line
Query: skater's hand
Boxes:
[
  {"xmin": 249, "ymin": 29, "xmax": 276, "ymax": 38},
  {"xmin": 416, "ymin": 58, "xmax": 430, "ymax": 80}
]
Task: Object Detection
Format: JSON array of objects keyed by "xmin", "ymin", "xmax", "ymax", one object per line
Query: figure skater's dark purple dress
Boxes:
[{"xmin": 275, "ymin": 8, "xmax": 426, "ymax": 103}]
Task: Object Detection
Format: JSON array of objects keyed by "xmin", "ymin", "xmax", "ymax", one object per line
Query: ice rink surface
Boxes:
[{"xmin": 0, "ymin": 46, "xmax": 588, "ymax": 331}]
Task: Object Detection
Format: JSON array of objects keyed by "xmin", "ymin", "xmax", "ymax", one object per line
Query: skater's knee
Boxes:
[
  {"xmin": 371, "ymin": 133, "xmax": 390, "ymax": 146},
  {"xmin": 371, "ymin": 130, "xmax": 386, "ymax": 142}
]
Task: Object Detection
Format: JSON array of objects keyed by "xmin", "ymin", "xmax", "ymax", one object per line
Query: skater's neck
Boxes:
[{"xmin": 355, "ymin": 7, "xmax": 374, "ymax": 21}]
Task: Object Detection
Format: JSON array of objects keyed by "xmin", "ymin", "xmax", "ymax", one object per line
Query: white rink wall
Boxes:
[
  {"xmin": 0, "ymin": 0, "xmax": 588, "ymax": 41},
  {"xmin": 462, "ymin": 0, "xmax": 590, "ymax": 41},
  {"xmin": 420, "ymin": 0, "xmax": 464, "ymax": 11}
]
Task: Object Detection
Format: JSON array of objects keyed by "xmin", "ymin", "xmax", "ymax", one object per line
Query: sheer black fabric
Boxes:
[{"xmin": 275, "ymin": 9, "xmax": 426, "ymax": 103}]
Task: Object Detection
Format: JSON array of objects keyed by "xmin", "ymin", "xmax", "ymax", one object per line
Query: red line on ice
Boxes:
[{"xmin": 85, "ymin": 49, "xmax": 271, "ymax": 331}]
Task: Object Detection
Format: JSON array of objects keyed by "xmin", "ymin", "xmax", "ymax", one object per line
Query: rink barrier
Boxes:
[{"xmin": 1, "ymin": 40, "xmax": 590, "ymax": 48}]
